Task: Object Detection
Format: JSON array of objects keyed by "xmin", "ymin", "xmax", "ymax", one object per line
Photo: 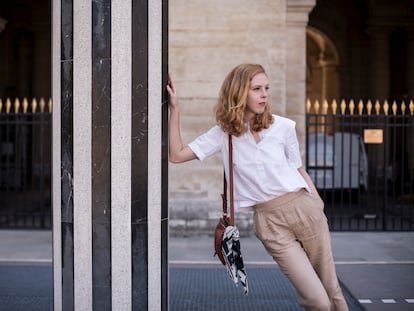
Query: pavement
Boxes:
[{"xmin": 0, "ymin": 230, "xmax": 414, "ymax": 310}]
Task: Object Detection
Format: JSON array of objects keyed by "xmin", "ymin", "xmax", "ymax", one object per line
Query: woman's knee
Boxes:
[{"xmin": 301, "ymin": 295, "xmax": 331, "ymax": 311}]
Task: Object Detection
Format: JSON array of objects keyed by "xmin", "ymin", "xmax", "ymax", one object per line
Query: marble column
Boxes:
[
  {"xmin": 286, "ymin": 0, "xmax": 316, "ymax": 160},
  {"xmin": 52, "ymin": 0, "xmax": 169, "ymax": 310}
]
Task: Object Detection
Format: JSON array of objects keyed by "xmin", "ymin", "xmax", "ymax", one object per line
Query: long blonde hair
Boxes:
[{"xmin": 215, "ymin": 63, "xmax": 273, "ymax": 136}]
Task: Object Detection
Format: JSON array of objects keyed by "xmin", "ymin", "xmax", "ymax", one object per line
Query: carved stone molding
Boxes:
[{"xmin": 287, "ymin": 0, "xmax": 316, "ymax": 26}]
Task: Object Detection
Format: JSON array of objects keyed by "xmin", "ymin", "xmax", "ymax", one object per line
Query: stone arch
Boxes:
[
  {"xmin": 0, "ymin": 17, "xmax": 7, "ymax": 32},
  {"xmin": 306, "ymin": 26, "xmax": 340, "ymax": 104}
]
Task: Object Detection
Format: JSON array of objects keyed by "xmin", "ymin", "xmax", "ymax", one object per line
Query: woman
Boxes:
[{"xmin": 167, "ymin": 63, "xmax": 349, "ymax": 311}]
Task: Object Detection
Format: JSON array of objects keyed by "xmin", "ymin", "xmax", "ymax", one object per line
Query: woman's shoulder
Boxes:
[
  {"xmin": 208, "ymin": 124, "xmax": 226, "ymax": 135},
  {"xmin": 201, "ymin": 124, "xmax": 227, "ymax": 141},
  {"xmin": 271, "ymin": 114, "xmax": 296, "ymax": 128}
]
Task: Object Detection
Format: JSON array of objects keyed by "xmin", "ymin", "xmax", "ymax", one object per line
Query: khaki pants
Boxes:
[{"xmin": 253, "ymin": 189, "xmax": 349, "ymax": 311}]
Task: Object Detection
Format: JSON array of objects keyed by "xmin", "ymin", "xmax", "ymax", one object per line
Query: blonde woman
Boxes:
[{"xmin": 167, "ymin": 63, "xmax": 349, "ymax": 311}]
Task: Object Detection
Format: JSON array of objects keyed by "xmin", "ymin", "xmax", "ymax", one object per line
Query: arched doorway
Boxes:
[{"xmin": 306, "ymin": 26, "xmax": 340, "ymax": 105}]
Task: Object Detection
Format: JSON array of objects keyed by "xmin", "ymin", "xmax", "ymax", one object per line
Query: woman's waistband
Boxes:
[{"xmin": 253, "ymin": 188, "xmax": 307, "ymax": 211}]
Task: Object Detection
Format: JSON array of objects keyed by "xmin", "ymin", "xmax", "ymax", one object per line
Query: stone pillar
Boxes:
[
  {"xmin": 367, "ymin": 26, "xmax": 390, "ymax": 100},
  {"xmin": 406, "ymin": 28, "xmax": 414, "ymax": 171},
  {"xmin": 286, "ymin": 0, "xmax": 316, "ymax": 160},
  {"xmin": 407, "ymin": 28, "xmax": 414, "ymax": 100},
  {"xmin": 366, "ymin": 25, "xmax": 390, "ymax": 167},
  {"xmin": 52, "ymin": 0, "xmax": 169, "ymax": 310},
  {"xmin": 0, "ymin": 18, "xmax": 7, "ymax": 32},
  {"xmin": 319, "ymin": 53, "xmax": 338, "ymax": 103}
]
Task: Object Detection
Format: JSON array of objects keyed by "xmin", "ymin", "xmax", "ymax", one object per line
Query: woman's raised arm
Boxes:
[{"xmin": 166, "ymin": 73, "xmax": 197, "ymax": 163}]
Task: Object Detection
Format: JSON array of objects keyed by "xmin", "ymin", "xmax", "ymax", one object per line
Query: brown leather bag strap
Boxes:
[
  {"xmin": 221, "ymin": 173, "xmax": 228, "ymax": 216},
  {"xmin": 222, "ymin": 135, "xmax": 234, "ymax": 225},
  {"xmin": 228, "ymin": 135, "xmax": 234, "ymax": 226}
]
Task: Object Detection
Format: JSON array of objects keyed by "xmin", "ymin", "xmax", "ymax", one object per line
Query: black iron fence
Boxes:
[
  {"xmin": 306, "ymin": 99, "xmax": 414, "ymax": 231},
  {"xmin": 1, "ymin": 96, "xmax": 413, "ymax": 231},
  {"xmin": 0, "ymin": 98, "xmax": 52, "ymax": 229}
]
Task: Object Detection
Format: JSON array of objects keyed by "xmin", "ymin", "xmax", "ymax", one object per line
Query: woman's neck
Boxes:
[{"xmin": 244, "ymin": 115, "xmax": 255, "ymax": 128}]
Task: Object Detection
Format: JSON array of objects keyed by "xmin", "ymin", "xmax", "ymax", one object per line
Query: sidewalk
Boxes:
[
  {"xmin": 170, "ymin": 232, "xmax": 414, "ymax": 311},
  {"xmin": 0, "ymin": 230, "xmax": 413, "ymax": 310}
]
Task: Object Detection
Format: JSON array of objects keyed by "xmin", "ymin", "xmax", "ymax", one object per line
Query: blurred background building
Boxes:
[{"xmin": 0, "ymin": 0, "xmax": 413, "ymax": 234}]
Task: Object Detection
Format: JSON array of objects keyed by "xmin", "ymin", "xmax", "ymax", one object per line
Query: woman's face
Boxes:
[{"xmin": 244, "ymin": 73, "xmax": 269, "ymax": 122}]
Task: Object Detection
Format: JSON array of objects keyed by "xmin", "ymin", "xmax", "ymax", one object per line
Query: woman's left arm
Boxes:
[
  {"xmin": 283, "ymin": 121, "xmax": 321, "ymax": 198},
  {"xmin": 298, "ymin": 167, "xmax": 321, "ymax": 198}
]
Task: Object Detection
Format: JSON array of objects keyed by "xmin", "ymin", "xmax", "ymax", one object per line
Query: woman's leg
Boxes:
[
  {"xmin": 273, "ymin": 241, "xmax": 332, "ymax": 311},
  {"xmin": 254, "ymin": 192, "xmax": 333, "ymax": 311},
  {"xmin": 294, "ymin": 192, "xmax": 349, "ymax": 311}
]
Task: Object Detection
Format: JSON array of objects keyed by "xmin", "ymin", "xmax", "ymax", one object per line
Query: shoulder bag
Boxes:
[{"xmin": 214, "ymin": 134, "xmax": 234, "ymax": 265}]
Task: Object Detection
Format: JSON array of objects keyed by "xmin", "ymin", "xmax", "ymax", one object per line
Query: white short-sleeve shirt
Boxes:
[{"xmin": 188, "ymin": 115, "xmax": 310, "ymax": 210}]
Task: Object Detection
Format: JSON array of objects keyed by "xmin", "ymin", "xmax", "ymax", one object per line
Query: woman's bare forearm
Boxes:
[{"xmin": 167, "ymin": 75, "xmax": 196, "ymax": 163}]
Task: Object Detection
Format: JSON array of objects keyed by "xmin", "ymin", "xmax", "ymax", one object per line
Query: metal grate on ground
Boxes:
[
  {"xmin": 170, "ymin": 267, "xmax": 364, "ymax": 311},
  {"xmin": 0, "ymin": 265, "xmax": 363, "ymax": 311},
  {"xmin": 0, "ymin": 266, "xmax": 53, "ymax": 311}
]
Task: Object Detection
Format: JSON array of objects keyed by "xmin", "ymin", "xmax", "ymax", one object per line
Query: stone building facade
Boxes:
[
  {"xmin": 167, "ymin": 0, "xmax": 414, "ymax": 236},
  {"xmin": 0, "ymin": 0, "xmax": 413, "ymax": 236}
]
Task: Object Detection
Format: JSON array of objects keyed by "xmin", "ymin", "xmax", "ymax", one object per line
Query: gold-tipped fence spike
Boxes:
[
  {"xmin": 375, "ymin": 100, "xmax": 381, "ymax": 115},
  {"xmin": 392, "ymin": 101, "xmax": 397, "ymax": 116},
  {"xmin": 1, "ymin": 97, "xmax": 52, "ymax": 113},
  {"xmin": 314, "ymin": 100, "xmax": 320, "ymax": 114},
  {"xmin": 383, "ymin": 100, "xmax": 389, "ymax": 116},
  {"xmin": 39, "ymin": 98, "xmax": 46, "ymax": 112},
  {"xmin": 6, "ymin": 98, "xmax": 11, "ymax": 113},
  {"xmin": 22, "ymin": 98, "xmax": 29, "ymax": 113},
  {"xmin": 31, "ymin": 98, "xmax": 37, "ymax": 113},
  {"xmin": 322, "ymin": 100, "xmax": 328, "ymax": 114},
  {"xmin": 410, "ymin": 100, "xmax": 414, "ymax": 115},
  {"xmin": 401, "ymin": 101, "xmax": 406, "ymax": 115},
  {"xmin": 14, "ymin": 98, "xmax": 20, "ymax": 113},
  {"xmin": 340, "ymin": 99, "xmax": 346, "ymax": 115},
  {"xmin": 306, "ymin": 99, "xmax": 311, "ymax": 113},
  {"xmin": 349, "ymin": 99, "xmax": 355, "ymax": 115},
  {"xmin": 332, "ymin": 99, "xmax": 337, "ymax": 115},
  {"xmin": 367, "ymin": 100, "xmax": 373, "ymax": 115},
  {"xmin": 358, "ymin": 100, "xmax": 364, "ymax": 115}
]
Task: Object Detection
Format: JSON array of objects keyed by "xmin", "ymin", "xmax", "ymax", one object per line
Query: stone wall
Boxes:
[{"xmin": 168, "ymin": 0, "xmax": 314, "ymax": 236}]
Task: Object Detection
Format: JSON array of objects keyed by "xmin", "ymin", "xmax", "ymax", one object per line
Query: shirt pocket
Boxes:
[{"xmin": 262, "ymin": 136, "xmax": 286, "ymax": 164}]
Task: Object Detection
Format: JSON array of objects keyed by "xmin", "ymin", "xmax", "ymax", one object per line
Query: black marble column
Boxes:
[
  {"xmin": 60, "ymin": 0, "xmax": 74, "ymax": 309},
  {"xmin": 91, "ymin": 0, "xmax": 112, "ymax": 310},
  {"xmin": 53, "ymin": 0, "xmax": 168, "ymax": 310},
  {"xmin": 161, "ymin": 2, "xmax": 169, "ymax": 309},
  {"xmin": 131, "ymin": 0, "xmax": 149, "ymax": 307}
]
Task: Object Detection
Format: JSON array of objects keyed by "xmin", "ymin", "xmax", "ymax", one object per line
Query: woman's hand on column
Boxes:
[
  {"xmin": 166, "ymin": 73, "xmax": 178, "ymax": 109},
  {"xmin": 166, "ymin": 73, "xmax": 197, "ymax": 163}
]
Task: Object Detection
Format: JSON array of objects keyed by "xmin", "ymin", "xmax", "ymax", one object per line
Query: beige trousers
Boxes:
[{"xmin": 253, "ymin": 189, "xmax": 349, "ymax": 311}]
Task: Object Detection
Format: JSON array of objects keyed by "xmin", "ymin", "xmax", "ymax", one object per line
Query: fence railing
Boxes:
[
  {"xmin": 0, "ymin": 97, "xmax": 52, "ymax": 114},
  {"xmin": 0, "ymin": 97, "xmax": 52, "ymax": 229},
  {"xmin": 306, "ymin": 99, "xmax": 414, "ymax": 231},
  {"xmin": 306, "ymin": 98, "xmax": 414, "ymax": 115},
  {"xmin": 1, "ymin": 96, "xmax": 413, "ymax": 231}
]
